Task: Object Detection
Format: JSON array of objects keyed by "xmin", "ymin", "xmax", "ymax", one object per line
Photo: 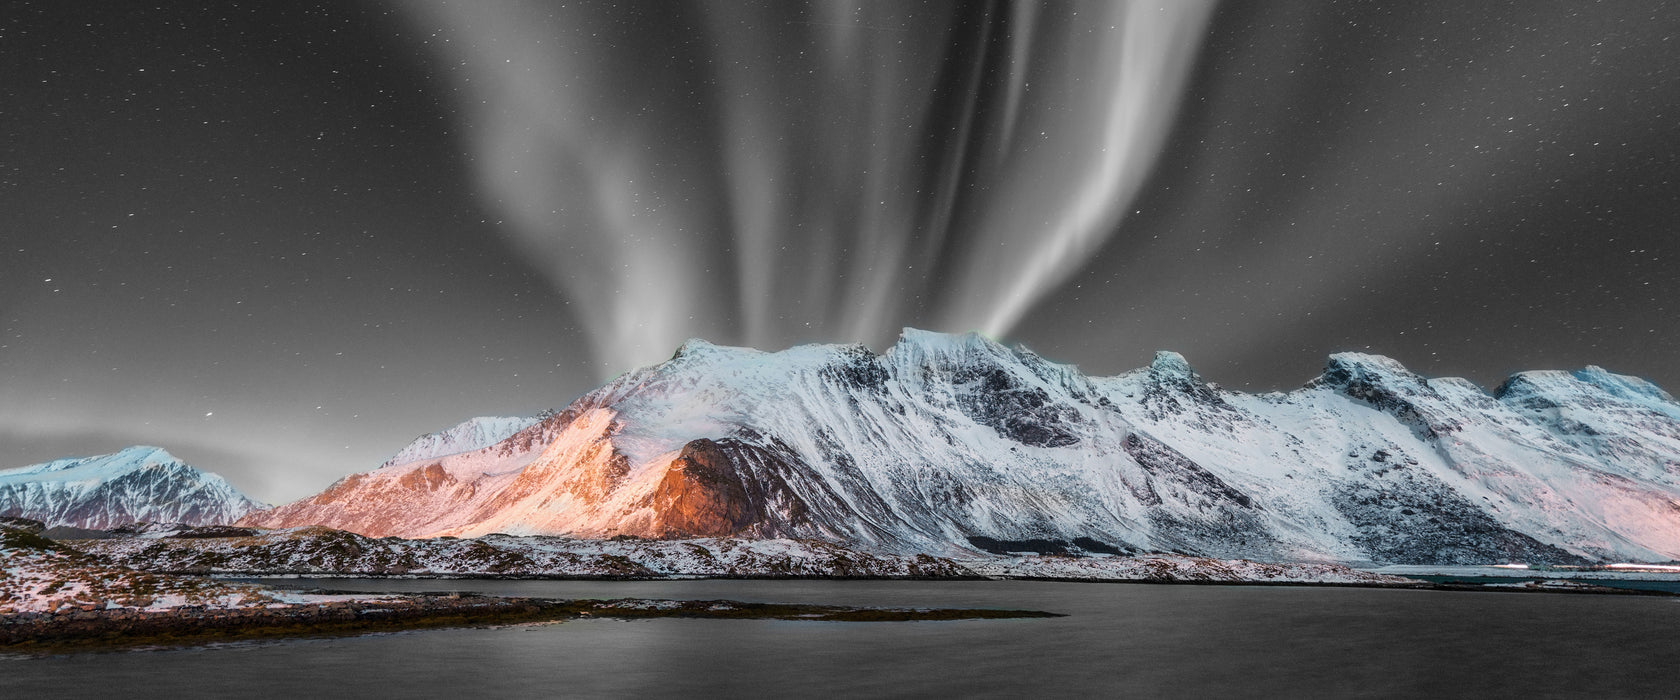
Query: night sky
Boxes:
[{"xmin": 4, "ymin": 1, "xmax": 1677, "ymax": 504}]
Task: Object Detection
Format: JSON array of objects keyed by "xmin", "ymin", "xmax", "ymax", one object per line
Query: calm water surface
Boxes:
[{"xmin": 5, "ymin": 579, "xmax": 1679, "ymax": 698}]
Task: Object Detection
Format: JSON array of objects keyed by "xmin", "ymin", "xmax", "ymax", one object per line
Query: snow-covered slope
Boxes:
[
  {"xmin": 379, "ymin": 416, "xmax": 538, "ymax": 468},
  {"xmin": 0, "ymin": 447, "xmax": 267, "ymax": 529},
  {"xmin": 249, "ymin": 330, "xmax": 1680, "ymax": 565}
]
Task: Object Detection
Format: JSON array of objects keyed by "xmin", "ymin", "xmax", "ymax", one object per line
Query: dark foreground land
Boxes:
[{"xmin": 0, "ymin": 595, "xmax": 1060, "ymax": 654}]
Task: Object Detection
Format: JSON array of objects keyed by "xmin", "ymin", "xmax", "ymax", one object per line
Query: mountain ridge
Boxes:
[
  {"xmin": 239, "ymin": 329, "xmax": 1680, "ymax": 565},
  {"xmin": 0, "ymin": 446, "xmax": 267, "ymax": 529},
  {"xmin": 380, "ymin": 416, "xmax": 539, "ymax": 469}
]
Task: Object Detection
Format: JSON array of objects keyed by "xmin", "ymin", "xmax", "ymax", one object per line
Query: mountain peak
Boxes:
[
  {"xmin": 672, "ymin": 337, "xmax": 718, "ymax": 358},
  {"xmin": 1149, "ymin": 351, "xmax": 1195, "ymax": 378},
  {"xmin": 894, "ymin": 327, "xmax": 1001, "ymax": 351},
  {"xmin": 669, "ymin": 337, "xmax": 766, "ymax": 364},
  {"xmin": 1315, "ymin": 352, "xmax": 1429, "ymax": 393},
  {"xmin": 1314, "ymin": 353, "xmax": 1467, "ymax": 439},
  {"xmin": 11, "ymin": 445, "xmax": 181, "ymax": 477},
  {"xmin": 885, "ymin": 328, "xmax": 1013, "ymax": 372},
  {"xmin": 1496, "ymin": 366, "xmax": 1678, "ymax": 417},
  {"xmin": 1572, "ymin": 366, "xmax": 1676, "ymax": 404},
  {"xmin": 0, "ymin": 448, "xmax": 265, "ymax": 528},
  {"xmin": 1323, "ymin": 352, "xmax": 1414, "ymax": 378},
  {"xmin": 116, "ymin": 445, "xmax": 180, "ymax": 465}
]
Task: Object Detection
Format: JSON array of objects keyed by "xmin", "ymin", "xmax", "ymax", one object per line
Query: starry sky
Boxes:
[{"xmin": 3, "ymin": 1, "xmax": 1677, "ymax": 504}]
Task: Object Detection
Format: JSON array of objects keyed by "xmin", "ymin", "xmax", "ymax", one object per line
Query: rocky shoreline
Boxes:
[
  {"xmin": 8, "ymin": 574, "xmax": 1670, "ymax": 655},
  {"xmin": 8, "ymin": 520, "xmax": 1674, "ymax": 654},
  {"xmin": 0, "ymin": 594, "xmax": 1060, "ymax": 654},
  {"xmin": 66, "ymin": 525, "xmax": 1415, "ymax": 585}
]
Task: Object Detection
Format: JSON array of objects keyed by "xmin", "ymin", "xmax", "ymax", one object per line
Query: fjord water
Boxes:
[{"xmin": 6, "ymin": 580, "xmax": 1680, "ymax": 697}]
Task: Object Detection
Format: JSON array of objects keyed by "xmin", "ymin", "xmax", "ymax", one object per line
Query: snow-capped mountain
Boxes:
[
  {"xmin": 0, "ymin": 446, "xmax": 267, "ymax": 529},
  {"xmin": 245, "ymin": 330, "xmax": 1680, "ymax": 565},
  {"xmin": 380, "ymin": 416, "xmax": 538, "ymax": 469}
]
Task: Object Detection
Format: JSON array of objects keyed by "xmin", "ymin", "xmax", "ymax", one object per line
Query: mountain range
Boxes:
[{"xmin": 234, "ymin": 329, "xmax": 1680, "ymax": 566}]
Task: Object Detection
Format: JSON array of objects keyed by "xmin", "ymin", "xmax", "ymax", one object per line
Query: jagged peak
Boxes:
[
  {"xmin": 641, "ymin": 331, "xmax": 1671, "ymax": 418},
  {"xmin": 893, "ymin": 327, "xmax": 1005, "ymax": 353},
  {"xmin": 1126, "ymin": 350, "xmax": 1228, "ymax": 409},
  {"xmin": 1493, "ymin": 370, "xmax": 1567, "ymax": 400},
  {"xmin": 1310, "ymin": 353, "xmax": 1468, "ymax": 437},
  {"xmin": 671, "ymin": 337, "xmax": 716, "ymax": 358},
  {"xmin": 1324, "ymin": 352, "xmax": 1414, "ymax": 376},
  {"xmin": 1149, "ymin": 351, "xmax": 1195, "ymax": 378},
  {"xmin": 884, "ymin": 328, "xmax": 1014, "ymax": 370},
  {"xmin": 1313, "ymin": 352, "xmax": 1428, "ymax": 391}
]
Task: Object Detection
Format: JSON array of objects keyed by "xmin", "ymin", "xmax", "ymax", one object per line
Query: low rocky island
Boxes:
[{"xmin": 2, "ymin": 593, "xmax": 1061, "ymax": 654}]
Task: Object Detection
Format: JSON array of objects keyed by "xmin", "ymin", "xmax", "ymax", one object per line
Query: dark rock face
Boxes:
[
  {"xmin": 1122, "ymin": 433, "xmax": 1253, "ymax": 509},
  {"xmin": 1493, "ymin": 375, "xmax": 1556, "ymax": 408},
  {"xmin": 1121, "ymin": 432, "xmax": 1276, "ymax": 558},
  {"xmin": 498, "ymin": 409, "xmax": 583, "ymax": 457},
  {"xmin": 644, "ymin": 437, "xmax": 855, "ymax": 540},
  {"xmin": 1329, "ymin": 469, "xmax": 1588, "ymax": 566},
  {"xmin": 819, "ymin": 344, "xmax": 891, "ymax": 392},
  {"xmin": 706, "ymin": 437, "xmax": 830, "ymax": 538},
  {"xmin": 649, "ymin": 439, "xmax": 757, "ymax": 537},
  {"xmin": 965, "ymin": 536, "xmax": 1134, "ymax": 556},
  {"xmin": 953, "ymin": 365, "xmax": 1081, "ymax": 448},
  {"xmin": 1318, "ymin": 355, "xmax": 1463, "ymax": 440},
  {"xmin": 397, "ymin": 463, "xmax": 456, "ymax": 492},
  {"xmin": 1136, "ymin": 351, "xmax": 1235, "ymax": 421}
]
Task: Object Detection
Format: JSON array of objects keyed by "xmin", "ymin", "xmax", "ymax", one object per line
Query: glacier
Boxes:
[{"xmin": 244, "ymin": 329, "xmax": 1680, "ymax": 566}]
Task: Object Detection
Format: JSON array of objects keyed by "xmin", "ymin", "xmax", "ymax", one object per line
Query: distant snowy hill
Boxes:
[
  {"xmin": 380, "ymin": 416, "xmax": 538, "ymax": 469},
  {"xmin": 0, "ymin": 446, "xmax": 267, "ymax": 529},
  {"xmin": 245, "ymin": 329, "xmax": 1680, "ymax": 565}
]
